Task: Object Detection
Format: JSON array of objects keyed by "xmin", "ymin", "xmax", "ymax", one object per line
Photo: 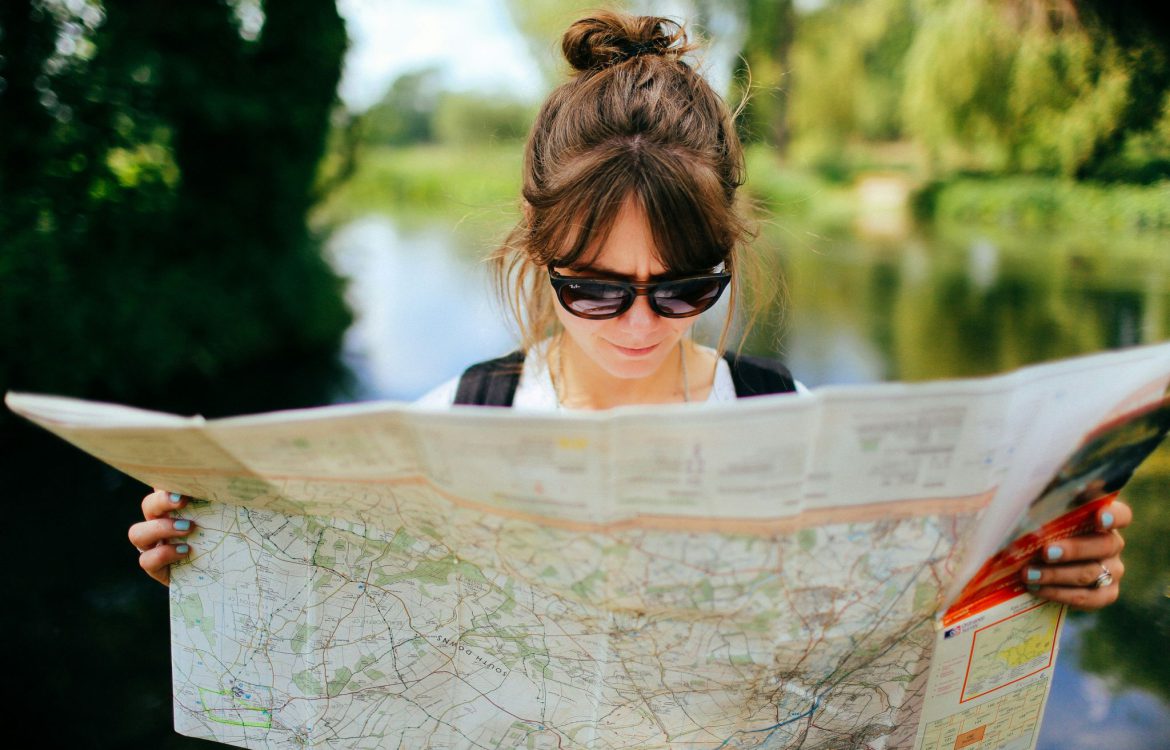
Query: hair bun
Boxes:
[{"xmin": 562, "ymin": 11, "xmax": 693, "ymax": 72}]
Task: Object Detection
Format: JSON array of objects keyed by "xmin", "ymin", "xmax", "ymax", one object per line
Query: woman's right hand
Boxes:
[{"xmin": 128, "ymin": 488, "xmax": 194, "ymax": 586}]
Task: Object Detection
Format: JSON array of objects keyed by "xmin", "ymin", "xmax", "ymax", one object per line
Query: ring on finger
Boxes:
[{"xmin": 1090, "ymin": 562, "xmax": 1113, "ymax": 590}]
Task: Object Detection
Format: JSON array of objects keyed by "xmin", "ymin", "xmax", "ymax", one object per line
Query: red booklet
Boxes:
[{"xmin": 944, "ymin": 397, "xmax": 1170, "ymax": 625}]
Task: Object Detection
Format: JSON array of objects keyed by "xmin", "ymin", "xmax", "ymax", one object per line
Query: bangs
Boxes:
[
  {"xmin": 635, "ymin": 145, "xmax": 734, "ymax": 273},
  {"xmin": 529, "ymin": 138, "xmax": 735, "ymax": 274}
]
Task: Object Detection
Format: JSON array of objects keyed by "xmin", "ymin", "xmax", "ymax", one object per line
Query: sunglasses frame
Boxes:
[{"xmin": 547, "ymin": 264, "xmax": 731, "ymax": 320}]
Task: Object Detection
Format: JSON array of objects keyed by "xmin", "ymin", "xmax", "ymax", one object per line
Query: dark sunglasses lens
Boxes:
[
  {"xmin": 651, "ymin": 277, "xmax": 726, "ymax": 317},
  {"xmin": 559, "ymin": 281, "xmax": 632, "ymax": 318}
]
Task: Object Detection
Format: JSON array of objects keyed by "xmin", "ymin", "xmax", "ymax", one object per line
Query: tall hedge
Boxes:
[{"xmin": 0, "ymin": 0, "xmax": 352, "ymax": 400}]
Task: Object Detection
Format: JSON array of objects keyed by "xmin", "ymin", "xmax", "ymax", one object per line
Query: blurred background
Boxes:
[{"xmin": 2, "ymin": 0, "xmax": 1168, "ymax": 747}]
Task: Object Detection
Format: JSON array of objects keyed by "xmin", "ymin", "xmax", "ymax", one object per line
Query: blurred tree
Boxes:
[
  {"xmin": 902, "ymin": 0, "xmax": 1170, "ymax": 179},
  {"xmin": 500, "ymin": 0, "xmax": 743, "ymax": 92},
  {"xmin": 787, "ymin": 0, "xmax": 914, "ymax": 176},
  {"xmin": 753, "ymin": 0, "xmax": 1170, "ymax": 183},
  {"xmin": 0, "ymin": 0, "xmax": 351, "ymax": 401},
  {"xmin": 352, "ymin": 67, "xmax": 533, "ymax": 149},
  {"xmin": 361, "ymin": 66, "xmax": 443, "ymax": 146},
  {"xmin": 503, "ymin": 0, "xmax": 627, "ymax": 84},
  {"xmin": 433, "ymin": 91, "xmax": 534, "ymax": 146},
  {"xmin": 904, "ymin": 1, "xmax": 1106, "ymax": 176},
  {"xmin": 1074, "ymin": 1, "xmax": 1170, "ymax": 181},
  {"xmin": 729, "ymin": 0, "xmax": 795, "ymax": 151}
]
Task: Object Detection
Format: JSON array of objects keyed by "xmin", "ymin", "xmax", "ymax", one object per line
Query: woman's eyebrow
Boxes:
[{"xmin": 564, "ymin": 262, "xmax": 675, "ymax": 280}]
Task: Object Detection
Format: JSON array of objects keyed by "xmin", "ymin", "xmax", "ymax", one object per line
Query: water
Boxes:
[
  {"xmin": 1043, "ymin": 618, "xmax": 1170, "ymax": 749},
  {"xmin": 325, "ymin": 215, "xmax": 515, "ymax": 401}
]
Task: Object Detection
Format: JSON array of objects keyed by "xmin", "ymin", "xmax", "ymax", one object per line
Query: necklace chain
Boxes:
[{"xmin": 552, "ymin": 337, "xmax": 567, "ymax": 409}]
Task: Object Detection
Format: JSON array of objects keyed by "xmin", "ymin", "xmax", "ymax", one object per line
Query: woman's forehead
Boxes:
[
  {"xmin": 563, "ymin": 248, "xmax": 673, "ymax": 280},
  {"xmin": 552, "ymin": 191, "xmax": 725, "ymax": 276},
  {"xmin": 563, "ymin": 199, "xmax": 669, "ymax": 274}
]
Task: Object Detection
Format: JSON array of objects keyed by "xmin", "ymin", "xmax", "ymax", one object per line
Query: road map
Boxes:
[{"xmin": 9, "ymin": 342, "xmax": 1170, "ymax": 750}]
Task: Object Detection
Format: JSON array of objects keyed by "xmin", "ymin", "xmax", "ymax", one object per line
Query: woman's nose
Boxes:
[{"xmin": 619, "ymin": 293, "xmax": 658, "ymax": 329}]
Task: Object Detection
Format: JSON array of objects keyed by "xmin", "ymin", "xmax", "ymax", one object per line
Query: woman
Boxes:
[{"xmin": 129, "ymin": 11, "xmax": 1129, "ymax": 609}]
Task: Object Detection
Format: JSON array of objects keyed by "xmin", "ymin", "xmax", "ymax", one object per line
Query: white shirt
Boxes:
[{"xmin": 416, "ymin": 345, "xmax": 805, "ymax": 409}]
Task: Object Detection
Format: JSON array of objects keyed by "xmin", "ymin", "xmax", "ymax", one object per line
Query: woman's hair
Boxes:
[{"xmin": 490, "ymin": 10, "xmax": 753, "ymax": 353}]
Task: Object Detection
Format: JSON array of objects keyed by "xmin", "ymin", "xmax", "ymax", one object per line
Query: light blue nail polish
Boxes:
[
  {"xmin": 1027, "ymin": 568, "xmax": 1042, "ymax": 582},
  {"xmin": 176, "ymin": 544, "xmax": 190, "ymax": 555},
  {"xmin": 1101, "ymin": 512, "xmax": 1114, "ymax": 529},
  {"xmin": 173, "ymin": 520, "xmax": 191, "ymax": 531},
  {"xmin": 169, "ymin": 492, "xmax": 182, "ymax": 503},
  {"xmin": 1046, "ymin": 545, "xmax": 1063, "ymax": 561}
]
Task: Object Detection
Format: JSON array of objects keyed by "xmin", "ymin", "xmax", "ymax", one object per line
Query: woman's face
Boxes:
[{"xmin": 552, "ymin": 199, "xmax": 700, "ymax": 381}]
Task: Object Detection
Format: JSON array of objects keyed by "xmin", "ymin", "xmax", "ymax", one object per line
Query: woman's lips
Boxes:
[{"xmin": 610, "ymin": 341, "xmax": 660, "ymax": 357}]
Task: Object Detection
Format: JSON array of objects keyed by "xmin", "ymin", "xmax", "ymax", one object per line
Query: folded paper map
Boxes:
[{"xmin": 8, "ymin": 342, "xmax": 1170, "ymax": 750}]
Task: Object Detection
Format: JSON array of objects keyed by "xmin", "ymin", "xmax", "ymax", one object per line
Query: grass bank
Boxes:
[
  {"xmin": 314, "ymin": 144, "xmax": 523, "ymax": 229},
  {"xmin": 315, "ymin": 144, "xmax": 1170, "ymax": 241},
  {"xmin": 914, "ymin": 177, "xmax": 1170, "ymax": 233},
  {"xmin": 317, "ymin": 144, "xmax": 859, "ymax": 230},
  {"xmin": 743, "ymin": 147, "xmax": 859, "ymax": 231}
]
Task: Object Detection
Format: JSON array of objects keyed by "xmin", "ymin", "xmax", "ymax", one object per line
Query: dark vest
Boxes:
[{"xmin": 454, "ymin": 350, "xmax": 796, "ymax": 407}]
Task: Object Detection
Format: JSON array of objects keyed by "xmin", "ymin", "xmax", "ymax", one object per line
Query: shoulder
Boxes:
[
  {"xmin": 413, "ymin": 349, "xmax": 554, "ymax": 409},
  {"xmin": 457, "ymin": 351, "xmax": 526, "ymax": 378},
  {"xmin": 454, "ymin": 351, "xmax": 526, "ymax": 407},
  {"xmin": 722, "ymin": 352, "xmax": 799, "ymax": 398},
  {"xmin": 415, "ymin": 375, "xmax": 460, "ymax": 408},
  {"xmin": 414, "ymin": 352, "xmax": 525, "ymax": 408}
]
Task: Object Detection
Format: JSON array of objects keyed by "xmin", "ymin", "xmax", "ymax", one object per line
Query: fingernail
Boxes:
[
  {"xmin": 1046, "ymin": 545, "xmax": 1064, "ymax": 561},
  {"xmin": 1027, "ymin": 584, "xmax": 1040, "ymax": 593},
  {"xmin": 175, "ymin": 544, "xmax": 190, "ymax": 555},
  {"xmin": 1101, "ymin": 512, "xmax": 1114, "ymax": 529},
  {"xmin": 1027, "ymin": 568, "xmax": 1042, "ymax": 582},
  {"xmin": 169, "ymin": 492, "xmax": 182, "ymax": 503},
  {"xmin": 173, "ymin": 520, "xmax": 191, "ymax": 531}
]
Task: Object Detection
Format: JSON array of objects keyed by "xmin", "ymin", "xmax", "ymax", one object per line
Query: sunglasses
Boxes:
[{"xmin": 547, "ymin": 264, "xmax": 731, "ymax": 320}]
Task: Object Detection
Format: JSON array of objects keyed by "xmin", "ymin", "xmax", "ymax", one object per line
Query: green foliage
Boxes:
[
  {"xmin": 763, "ymin": 0, "xmax": 1170, "ymax": 183},
  {"xmin": 900, "ymin": 2, "xmax": 1018, "ymax": 172},
  {"xmin": 788, "ymin": 0, "xmax": 914, "ymax": 170},
  {"xmin": 433, "ymin": 92, "xmax": 534, "ymax": 146},
  {"xmin": 361, "ymin": 66, "xmax": 443, "ymax": 146},
  {"xmin": 916, "ymin": 176, "xmax": 1170, "ymax": 232},
  {"xmin": 742, "ymin": 146, "xmax": 857, "ymax": 229},
  {"xmin": 502, "ymin": 0, "xmax": 630, "ymax": 84},
  {"xmin": 313, "ymin": 144, "xmax": 523, "ymax": 226},
  {"xmin": 358, "ymin": 67, "xmax": 533, "ymax": 150},
  {"xmin": 0, "ymin": 0, "xmax": 352, "ymax": 400},
  {"xmin": 1088, "ymin": 94, "xmax": 1170, "ymax": 183},
  {"xmin": 1075, "ymin": 0, "xmax": 1170, "ymax": 181},
  {"xmin": 730, "ymin": 0, "xmax": 795, "ymax": 148},
  {"xmin": 903, "ymin": 2, "xmax": 1134, "ymax": 177}
]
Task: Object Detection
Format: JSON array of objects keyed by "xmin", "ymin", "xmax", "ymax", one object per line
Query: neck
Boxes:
[{"xmin": 553, "ymin": 336, "xmax": 712, "ymax": 410}]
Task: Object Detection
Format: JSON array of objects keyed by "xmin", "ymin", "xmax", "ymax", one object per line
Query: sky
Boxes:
[
  {"xmin": 335, "ymin": 0, "xmax": 544, "ymax": 111},
  {"xmin": 332, "ymin": 0, "xmax": 748, "ymax": 111}
]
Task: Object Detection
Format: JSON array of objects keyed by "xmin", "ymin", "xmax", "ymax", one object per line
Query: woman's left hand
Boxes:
[{"xmin": 1022, "ymin": 500, "xmax": 1131, "ymax": 610}]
